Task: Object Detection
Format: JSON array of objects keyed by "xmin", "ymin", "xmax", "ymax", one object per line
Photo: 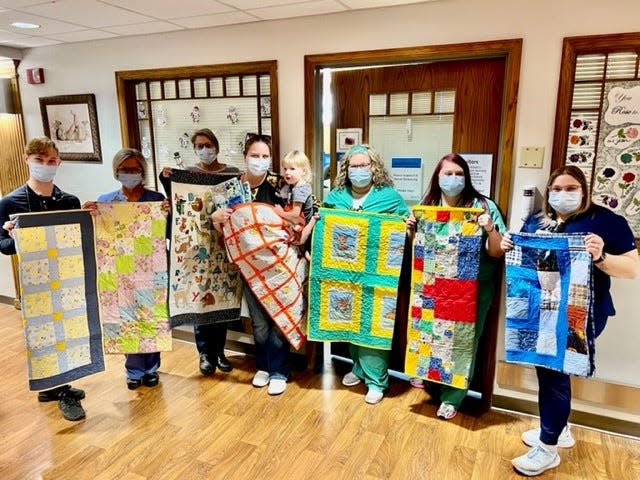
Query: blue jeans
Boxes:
[
  {"xmin": 125, "ymin": 353, "xmax": 160, "ymax": 381},
  {"xmin": 194, "ymin": 323, "xmax": 228, "ymax": 357},
  {"xmin": 243, "ymin": 283, "xmax": 290, "ymax": 381},
  {"xmin": 537, "ymin": 313, "xmax": 606, "ymax": 445}
]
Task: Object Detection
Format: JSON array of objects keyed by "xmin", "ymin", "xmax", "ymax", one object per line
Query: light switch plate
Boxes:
[{"xmin": 519, "ymin": 146, "xmax": 544, "ymax": 168}]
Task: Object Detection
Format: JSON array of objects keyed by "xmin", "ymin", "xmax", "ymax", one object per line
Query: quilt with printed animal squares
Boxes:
[
  {"xmin": 505, "ymin": 232, "xmax": 594, "ymax": 377},
  {"xmin": 94, "ymin": 202, "xmax": 171, "ymax": 354},
  {"xmin": 308, "ymin": 208, "xmax": 406, "ymax": 350},
  {"xmin": 224, "ymin": 202, "xmax": 309, "ymax": 350},
  {"xmin": 405, "ymin": 206, "xmax": 483, "ymax": 390},
  {"xmin": 13, "ymin": 210, "xmax": 105, "ymax": 391},
  {"xmin": 168, "ymin": 170, "xmax": 244, "ymax": 327}
]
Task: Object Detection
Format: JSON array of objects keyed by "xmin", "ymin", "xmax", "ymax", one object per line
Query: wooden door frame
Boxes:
[
  {"xmin": 304, "ymin": 39, "xmax": 522, "ymax": 413},
  {"xmin": 304, "ymin": 38, "xmax": 522, "ymax": 215}
]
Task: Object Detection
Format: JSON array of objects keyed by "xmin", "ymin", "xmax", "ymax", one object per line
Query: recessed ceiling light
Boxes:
[{"xmin": 11, "ymin": 21, "xmax": 41, "ymax": 29}]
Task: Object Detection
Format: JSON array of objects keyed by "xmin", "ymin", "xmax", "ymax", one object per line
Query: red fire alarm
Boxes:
[{"xmin": 26, "ymin": 68, "xmax": 45, "ymax": 84}]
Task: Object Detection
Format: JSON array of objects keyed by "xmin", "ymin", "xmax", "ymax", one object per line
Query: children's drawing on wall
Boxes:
[
  {"xmin": 179, "ymin": 132, "xmax": 190, "ymax": 149},
  {"xmin": 174, "ymin": 152, "xmax": 184, "ymax": 167},
  {"xmin": 155, "ymin": 104, "xmax": 167, "ymax": 127},
  {"xmin": 260, "ymin": 97, "xmax": 271, "ymax": 117},
  {"xmin": 227, "ymin": 106, "xmax": 239, "ymax": 124},
  {"xmin": 190, "ymin": 105, "xmax": 200, "ymax": 123}
]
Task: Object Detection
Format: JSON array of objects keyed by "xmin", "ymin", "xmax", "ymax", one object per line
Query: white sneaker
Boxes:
[
  {"xmin": 522, "ymin": 425, "xmax": 575, "ymax": 448},
  {"xmin": 267, "ymin": 378, "xmax": 287, "ymax": 395},
  {"xmin": 436, "ymin": 402, "xmax": 457, "ymax": 420},
  {"xmin": 364, "ymin": 389, "xmax": 383, "ymax": 404},
  {"xmin": 511, "ymin": 445, "xmax": 560, "ymax": 476},
  {"xmin": 252, "ymin": 370, "xmax": 269, "ymax": 388},
  {"xmin": 342, "ymin": 372, "xmax": 361, "ymax": 387}
]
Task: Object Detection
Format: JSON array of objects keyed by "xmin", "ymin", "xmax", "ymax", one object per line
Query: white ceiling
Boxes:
[{"xmin": 0, "ymin": 0, "xmax": 436, "ymax": 50}]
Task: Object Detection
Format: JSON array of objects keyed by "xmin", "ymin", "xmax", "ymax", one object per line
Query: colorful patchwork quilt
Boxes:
[
  {"xmin": 94, "ymin": 202, "xmax": 171, "ymax": 354},
  {"xmin": 405, "ymin": 206, "xmax": 483, "ymax": 389},
  {"xmin": 504, "ymin": 232, "xmax": 594, "ymax": 377},
  {"xmin": 223, "ymin": 202, "xmax": 308, "ymax": 350},
  {"xmin": 168, "ymin": 170, "xmax": 244, "ymax": 327},
  {"xmin": 13, "ymin": 210, "xmax": 105, "ymax": 391},
  {"xmin": 307, "ymin": 208, "xmax": 406, "ymax": 349}
]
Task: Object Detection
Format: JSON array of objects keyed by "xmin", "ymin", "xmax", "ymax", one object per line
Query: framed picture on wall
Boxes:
[
  {"xmin": 336, "ymin": 128, "xmax": 363, "ymax": 152},
  {"xmin": 39, "ymin": 93, "xmax": 102, "ymax": 162}
]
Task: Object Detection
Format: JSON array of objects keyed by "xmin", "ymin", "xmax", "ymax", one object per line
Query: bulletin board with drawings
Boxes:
[{"xmin": 552, "ymin": 34, "xmax": 640, "ymax": 239}]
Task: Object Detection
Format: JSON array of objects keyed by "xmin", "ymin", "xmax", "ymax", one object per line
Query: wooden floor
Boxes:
[{"xmin": 1, "ymin": 304, "xmax": 639, "ymax": 480}]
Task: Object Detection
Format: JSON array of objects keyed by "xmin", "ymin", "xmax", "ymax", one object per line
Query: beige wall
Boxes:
[{"xmin": 3, "ymin": 0, "xmax": 639, "ymax": 420}]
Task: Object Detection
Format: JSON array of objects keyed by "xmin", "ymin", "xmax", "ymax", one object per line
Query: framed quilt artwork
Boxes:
[
  {"xmin": 94, "ymin": 202, "xmax": 171, "ymax": 354},
  {"xmin": 504, "ymin": 232, "xmax": 594, "ymax": 377},
  {"xmin": 13, "ymin": 210, "xmax": 105, "ymax": 391},
  {"xmin": 167, "ymin": 170, "xmax": 244, "ymax": 327},
  {"xmin": 307, "ymin": 208, "xmax": 406, "ymax": 349},
  {"xmin": 404, "ymin": 206, "xmax": 483, "ymax": 390},
  {"xmin": 224, "ymin": 203, "xmax": 308, "ymax": 350}
]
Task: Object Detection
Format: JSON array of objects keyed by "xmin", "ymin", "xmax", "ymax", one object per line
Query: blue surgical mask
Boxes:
[
  {"xmin": 439, "ymin": 175, "xmax": 465, "ymax": 197},
  {"xmin": 29, "ymin": 162, "xmax": 58, "ymax": 183},
  {"xmin": 247, "ymin": 157, "xmax": 271, "ymax": 176},
  {"xmin": 196, "ymin": 146, "xmax": 217, "ymax": 165},
  {"xmin": 348, "ymin": 167, "xmax": 373, "ymax": 188},
  {"xmin": 548, "ymin": 191, "xmax": 582, "ymax": 215},
  {"xmin": 118, "ymin": 173, "xmax": 143, "ymax": 190}
]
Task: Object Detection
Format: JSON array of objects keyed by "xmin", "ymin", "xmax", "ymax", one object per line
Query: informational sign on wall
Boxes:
[
  {"xmin": 460, "ymin": 153, "xmax": 493, "ymax": 197},
  {"xmin": 391, "ymin": 157, "xmax": 423, "ymax": 202}
]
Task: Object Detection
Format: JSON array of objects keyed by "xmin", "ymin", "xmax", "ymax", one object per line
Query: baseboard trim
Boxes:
[
  {"xmin": 0, "ymin": 295, "xmax": 16, "ymax": 306},
  {"xmin": 492, "ymin": 394, "xmax": 640, "ymax": 438}
]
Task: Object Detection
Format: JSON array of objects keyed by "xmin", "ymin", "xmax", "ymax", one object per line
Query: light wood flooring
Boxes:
[{"xmin": 1, "ymin": 303, "xmax": 638, "ymax": 480}]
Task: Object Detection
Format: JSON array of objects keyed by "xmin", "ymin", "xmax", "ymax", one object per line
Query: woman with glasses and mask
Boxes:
[
  {"xmin": 88, "ymin": 148, "xmax": 168, "ymax": 390},
  {"xmin": 323, "ymin": 144, "xmax": 409, "ymax": 404},
  {"xmin": 0, "ymin": 137, "xmax": 87, "ymax": 421},
  {"xmin": 161, "ymin": 128, "xmax": 240, "ymax": 377},
  {"xmin": 405, "ymin": 153, "xmax": 506, "ymax": 420},
  {"xmin": 211, "ymin": 134, "xmax": 292, "ymax": 395},
  {"xmin": 502, "ymin": 165, "xmax": 638, "ymax": 477}
]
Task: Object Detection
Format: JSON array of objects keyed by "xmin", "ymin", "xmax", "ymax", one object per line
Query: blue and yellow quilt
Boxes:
[{"xmin": 307, "ymin": 208, "xmax": 406, "ymax": 350}]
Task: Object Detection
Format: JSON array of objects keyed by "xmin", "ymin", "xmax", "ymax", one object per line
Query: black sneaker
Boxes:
[
  {"xmin": 58, "ymin": 392, "xmax": 86, "ymax": 421},
  {"xmin": 38, "ymin": 385, "xmax": 85, "ymax": 402},
  {"xmin": 142, "ymin": 373, "xmax": 159, "ymax": 387},
  {"xmin": 127, "ymin": 378, "xmax": 142, "ymax": 390}
]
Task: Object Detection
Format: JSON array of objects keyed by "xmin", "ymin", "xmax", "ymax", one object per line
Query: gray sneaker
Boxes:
[
  {"xmin": 522, "ymin": 425, "xmax": 575, "ymax": 448},
  {"xmin": 512, "ymin": 445, "xmax": 560, "ymax": 476},
  {"xmin": 58, "ymin": 392, "xmax": 86, "ymax": 421}
]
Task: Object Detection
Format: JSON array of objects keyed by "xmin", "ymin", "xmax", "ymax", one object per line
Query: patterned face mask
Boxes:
[{"xmin": 196, "ymin": 146, "xmax": 217, "ymax": 164}]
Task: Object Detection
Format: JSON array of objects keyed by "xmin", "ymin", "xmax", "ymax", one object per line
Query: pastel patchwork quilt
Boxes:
[
  {"xmin": 405, "ymin": 206, "xmax": 483, "ymax": 389},
  {"xmin": 307, "ymin": 208, "xmax": 406, "ymax": 350},
  {"xmin": 168, "ymin": 170, "xmax": 244, "ymax": 327},
  {"xmin": 94, "ymin": 202, "xmax": 171, "ymax": 354},
  {"xmin": 223, "ymin": 202, "xmax": 308, "ymax": 350},
  {"xmin": 13, "ymin": 210, "xmax": 105, "ymax": 391},
  {"xmin": 505, "ymin": 232, "xmax": 594, "ymax": 377}
]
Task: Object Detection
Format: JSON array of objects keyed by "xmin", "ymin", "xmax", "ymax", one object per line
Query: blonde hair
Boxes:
[
  {"xmin": 25, "ymin": 137, "xmax": 58, "ymax": 156},
  {"xmin": 333, "ymin": 144, "xmax": 393, "ymax": 189},
  {"xmin": 282, "ymin": 150, "xmax": 312, "ymax": 183},
  {"xmin": 111, "ymin": 148, "xmax": 146, "ymax": 179}
]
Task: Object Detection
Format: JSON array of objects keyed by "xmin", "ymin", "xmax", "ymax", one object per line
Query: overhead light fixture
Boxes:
[{"xmin": 11, "ymin": 21, "xmax": 40, "ymax": 29}]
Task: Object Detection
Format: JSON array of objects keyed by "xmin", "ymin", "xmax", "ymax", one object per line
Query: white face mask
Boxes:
[
  {"xmin": 118, "ymin": 173, "xmax": 143, "ymax": 190},
  {"xmin": 548, "ymin": 190, "xmax": 582, "ymax": 215},
  {"xmin": 247, "ymin": 157, "xmax": 271, "ymax": 176},
  {"xmin": 196, "ymin": 146, "xmax": 217, "ymax": 165},
  {"xmin": 29, "ymin": 162, "xmax": 58, "ymax": 183}
]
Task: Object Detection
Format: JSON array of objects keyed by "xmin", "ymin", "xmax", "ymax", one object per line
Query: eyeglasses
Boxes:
[
  {"xmin": 244, "ymin": 132, "xmax": 272, "ymax": 146},
  {"xmin": 348, "ymin": 163, "xmax": 371, "ymax": 169},
  {"xmin": 550, "ymin": 185, "xmax": 581, "ymax": 192},
  {"xmin": 118, "ymin": 168, "xmax": 143, "ymax": 174},
  {"xmin": 195, "ymin": 143, "xmax": 215, "ymax": 150}
]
